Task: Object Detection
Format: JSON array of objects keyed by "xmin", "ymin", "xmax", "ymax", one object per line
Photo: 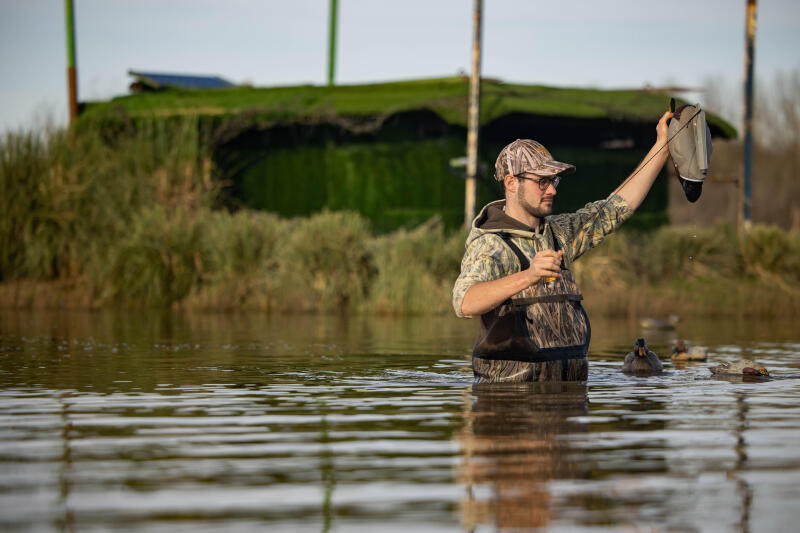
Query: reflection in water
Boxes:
[
  {"xmin": 319, "ymin": 408, "xmax": 335, "ymax": 533},
  {"xmin": 57, "ymin": 392, "xmax": 75, "ymax": 533},
  {"xmin": 731, "ymin": 393, "xmax": 752, "ymax": 533},
  {"xmin": 459, "ymin": 382, "xmax": 588, "ymax": 531}
]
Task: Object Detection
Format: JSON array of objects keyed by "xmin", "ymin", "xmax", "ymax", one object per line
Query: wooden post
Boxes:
[
  {"xmin": 465, "ymin": 0, "xmax": 482, "ymax": 229},
  {"xmin": 740, "ymin": 0, "xmax": 757, "ymax": 232},
  {"xmin": 65, "ymin": 0, "xmax": 78, "ymax": 123}
]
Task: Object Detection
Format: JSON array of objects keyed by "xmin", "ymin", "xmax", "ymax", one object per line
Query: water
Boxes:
[{"xmin": 1, "ymin": 310, "xmax": 800, "ymax": 532}]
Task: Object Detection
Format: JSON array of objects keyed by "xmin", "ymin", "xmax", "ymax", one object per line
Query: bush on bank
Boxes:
[{"xmin": 2, "ymin": 120, "xmax": 799, "ymax": 316}]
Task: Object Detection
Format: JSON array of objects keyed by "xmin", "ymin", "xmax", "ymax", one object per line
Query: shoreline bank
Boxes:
[{"xmin": 2, "ymin": 267, "xmax": 798, "ymax": 319}]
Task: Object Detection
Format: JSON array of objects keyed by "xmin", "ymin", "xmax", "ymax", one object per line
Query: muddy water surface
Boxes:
[{"xmin": 1, "ymin": 310, "xmax": 799, "ymax": 532}]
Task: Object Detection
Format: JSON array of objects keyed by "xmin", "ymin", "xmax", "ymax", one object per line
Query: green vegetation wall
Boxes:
[
  {"xmin": 232, "ymin": 138, "xmax": 475, "ymax": 231},
  {"xmin": 224, "ymin": 131, "xmax": 667, "ymax": 232}
]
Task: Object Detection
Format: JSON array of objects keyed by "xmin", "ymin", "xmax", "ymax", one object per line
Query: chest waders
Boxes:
[{"xmin": 472, "ymin": 229, "xmax": 591, "ymax": 383}]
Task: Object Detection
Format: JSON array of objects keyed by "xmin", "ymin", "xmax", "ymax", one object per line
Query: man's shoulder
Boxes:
[
  {"xmin": 464, "ymin": 231, "xmax": 519, "ymax": 265},
  {"xmin": 466, "ymin": 230, "xmax": 507, "ymax": 250}
]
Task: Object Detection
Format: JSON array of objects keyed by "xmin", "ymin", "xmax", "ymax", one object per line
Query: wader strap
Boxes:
[
  {"xmin": 549, "ymin": 224, "xmax": 568, "ymax": 269},
  {"xmin": 550, "ymin": 226, "xmax": 562, "ymax": 252},
  {"xmin": 498, "ymin": 232, "xmax": 530, "ymax": 270},
  {"xmin": 500, "ymin": 227, "xmax": 566, "ymax": 272}
]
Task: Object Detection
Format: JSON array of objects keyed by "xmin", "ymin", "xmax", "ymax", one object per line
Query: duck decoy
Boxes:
[
  {"xmin": 671, "ymin": 339, "xmax": 707, "ymax": 361},
  {"xmin": 710, "ymin": 359, "xmax": 769, "ymax": 376},
  {"xmin": 622, "ymin": 338, "xmax": 664, "ymax": 374}
]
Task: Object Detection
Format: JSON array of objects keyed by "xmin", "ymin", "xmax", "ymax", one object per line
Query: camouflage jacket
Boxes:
[{"xmin": 453, "ymin": 193, "xmax": 633, "ymax": 318}]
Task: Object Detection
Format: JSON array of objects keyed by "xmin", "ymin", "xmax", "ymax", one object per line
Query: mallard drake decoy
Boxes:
[
  {"xmin": 622, "ymin": 338, "xmax": 664, "ymax": 374},
  {"xmin": 671, "ymin": 339, "xmax": 707, "ymax": 361},
  {"xmin": 710, "ymin": 359, "xmax": 769, "ymax": 376},
  {"xmin": 639, "ymin": 314, "xmax": 680, "ymax": 330}
]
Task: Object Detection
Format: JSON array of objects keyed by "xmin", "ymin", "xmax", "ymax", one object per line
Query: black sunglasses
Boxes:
[{"xmin": 514, "ymin": 174, "xmax": 561, "ymax": 191}]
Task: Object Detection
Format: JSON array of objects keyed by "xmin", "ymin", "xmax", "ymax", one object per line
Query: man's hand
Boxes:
[
  {"xmin": 656, "ymin": 110, "xmax": 673, "ymax": 145},
  {"xmin": 526, "ymin": 249, "xmax": 563, "ymax": 284}
]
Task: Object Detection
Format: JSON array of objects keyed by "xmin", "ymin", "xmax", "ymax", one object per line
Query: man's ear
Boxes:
[{"xmin": 503, "ymin": 174, "xmax": 517, "ymax": 193}]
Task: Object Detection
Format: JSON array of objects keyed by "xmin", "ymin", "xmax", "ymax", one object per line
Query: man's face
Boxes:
[{"xmin": 515, "ymin": 173, "xmax": 558, "ymax": 218}]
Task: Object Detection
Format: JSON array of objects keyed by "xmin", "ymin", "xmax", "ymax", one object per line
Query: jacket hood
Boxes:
[{"xmin": 465, "ymin": 199, "xmax": 548, "ymax": 247}]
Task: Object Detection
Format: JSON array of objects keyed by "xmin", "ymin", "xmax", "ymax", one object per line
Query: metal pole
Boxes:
[
  {"xmin": 741, "ymin": 0, "xmax": 757, "ymax": 231},
  {"xmin": 327, "ymin": 0, "xmax": 338, "ymax": 86},
  {"xmin": 464, "ymin": 0, "xmax": 482, "ymax": 229},
  {"xmin": 65, "ymin": 0, "xmax": 78, "ymax": 123}
]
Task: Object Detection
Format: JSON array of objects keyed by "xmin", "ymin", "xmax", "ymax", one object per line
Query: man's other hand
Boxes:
[
  {"xmin": 527, "ymin": 249, "xmax": 563, "ymax": 284},
  {"xmin": 657, "ymin": 110, "xmax": 673, "ymax": 145}
]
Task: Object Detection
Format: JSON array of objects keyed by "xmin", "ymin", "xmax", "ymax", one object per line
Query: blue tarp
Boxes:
[{"xmin": 129, "ymin": 70, "xmax": 233, "ymax": 90}]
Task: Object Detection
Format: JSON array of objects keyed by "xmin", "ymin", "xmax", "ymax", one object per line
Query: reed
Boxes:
[
  {"xmin": 0, "ymin": 117, "xmax": 217, "ymax": 285},
  {"xmin": 366, "ymin": 216, "xmax": 464, "ymax": 315}
]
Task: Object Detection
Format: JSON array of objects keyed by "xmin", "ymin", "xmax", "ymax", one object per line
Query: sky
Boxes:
[{"xmin": 1, "ymin": 0, "xmax": 799, "ymax": 133}]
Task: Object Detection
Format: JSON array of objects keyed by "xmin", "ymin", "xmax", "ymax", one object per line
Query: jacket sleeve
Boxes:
[
  {"xmin": 551, "ymin": 193, "xmax": 633, "ymax": 263},
  {"xmin": 452, "ymin": 234, "xmax": 514, "ymax": 318}
]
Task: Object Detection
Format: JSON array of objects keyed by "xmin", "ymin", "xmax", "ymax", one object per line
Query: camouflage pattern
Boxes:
[
  {"xmin": 472, "ymin": 356, "xmax": 589, "ymax": 384},
  {"xmin": 471, "ymin": 246, "xmax": 590, "ymax": 364},
  {"xmin": 709, "ymin": 359, "xmax": 769, "ymax": 376},
  {"xmin": 494, "ymin": 139, "xmax": 576, "ymax": 180},
  {"xmin": 454, "ymin": 194, "xmax": 633, "ymax": 383},
  {"xmin": 505, "ymin": 269, "xmax": 588, "ymax": 349}
]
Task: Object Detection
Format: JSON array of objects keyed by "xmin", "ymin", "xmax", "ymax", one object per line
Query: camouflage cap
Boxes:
[{"xmin": 494, "ymin": 139, "xmax": 576, "ymax": 182}]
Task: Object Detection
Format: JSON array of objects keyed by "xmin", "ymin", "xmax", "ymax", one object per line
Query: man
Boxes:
[{"xmin": 453, "ymin": 111, "xmax": 673, "ymax": 383}]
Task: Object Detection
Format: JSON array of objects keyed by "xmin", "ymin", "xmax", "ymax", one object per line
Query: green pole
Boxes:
[
  {"xmin": 65, "ymin": 0, "xmax": 78, "ymax": 123},
  {"xmin": 327, "ymin": 0, "xmax": 338, "ymax": 86}
]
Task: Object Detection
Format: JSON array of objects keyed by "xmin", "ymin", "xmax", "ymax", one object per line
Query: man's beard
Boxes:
[{"xmin": 517, "ymin": 188, "xmax": 553, "ymax": 218}]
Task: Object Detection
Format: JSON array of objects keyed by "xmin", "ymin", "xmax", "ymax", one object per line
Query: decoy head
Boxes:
[
  {"xmin": 636, "ymin": 338, "xmax": 647, "ymax": 357},
  {"xmin": 743, "ymin": 366, "xmax": 769, "ymax": 376},
  {"xmin": 673, "ymin": 339, "xmax": 687, "ymax": 354}
]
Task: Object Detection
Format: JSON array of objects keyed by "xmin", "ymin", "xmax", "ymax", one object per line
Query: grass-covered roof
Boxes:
[{"xmin": 80, "ymin": 77, "xmax": 736, "ymax": 139}]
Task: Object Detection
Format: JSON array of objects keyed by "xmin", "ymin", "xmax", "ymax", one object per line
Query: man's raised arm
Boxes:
[{"xmin": 615, "ymin": 110, "xmax": 673, "ymax": 211}]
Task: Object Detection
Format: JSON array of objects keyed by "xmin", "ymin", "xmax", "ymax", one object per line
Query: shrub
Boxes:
[
  {"xmin": 739, "ymin": 224, "xmax": 800, "ymax": 279},
  {"xmin": 92, "ymin": 206, "xmax": 206, "ymax": 305},
  {"xmin": 279, "ymin": 210, "xmax": 374, "ymax": 311}
]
